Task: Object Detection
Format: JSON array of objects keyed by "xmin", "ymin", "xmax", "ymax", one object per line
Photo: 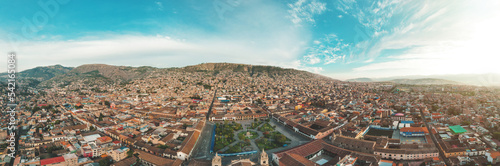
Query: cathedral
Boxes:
[{"xmin": 212, "ymin": 149, "xmax": 269, "ymax": 166}]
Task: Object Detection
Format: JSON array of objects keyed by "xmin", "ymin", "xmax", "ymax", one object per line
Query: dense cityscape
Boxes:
[
  {"xmin": 2, "ymin": 1, "xmax": 500, "ymax": 166},
  {"xmin": 0, "ymin": 63, "xmax": 499, "ymax": 166}
]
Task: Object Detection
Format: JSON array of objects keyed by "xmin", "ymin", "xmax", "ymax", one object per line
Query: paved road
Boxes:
[
  {"xmin": 191, "ymin": 89, "xmax": 218, "ymax": 159},
  {"xmin": 420, "ymin": 109, "xmax": 451, "ymax": 166},
  {"xmin": 205, "ymin": 90, "xmax": 217, "ymax": 121},
  {"xmin": 191, "ymin": 121, "xmax": 216, "ymax": 159}
]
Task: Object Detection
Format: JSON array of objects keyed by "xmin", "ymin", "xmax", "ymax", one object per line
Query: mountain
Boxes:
[
  {"xmin": 347, "ymin": 73, "xmax": 500, "ymax": 86},
  {"xmin": 38, "ymin": 64, "xmax": 161, "ymax": 88},
  {"xmin": 346, "ymin": 77, "xmax": 373, "ymax": 82},
  {"xmin": 37, "ymin": 63, "xmax": 329, "ymax": 88},
  {"xmin": 388, "ymin": 78, "xmax": 461, "ymax": 85},
  {"xmin": 182, "ymin": 63, "xmax": 313, "ymax": 76},
  {"xmin": 1, "ymin": 64, "xmax": 73, "ymax": 87}
]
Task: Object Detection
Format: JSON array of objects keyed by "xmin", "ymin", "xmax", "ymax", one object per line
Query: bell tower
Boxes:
[
  {"xmin": 260, "ymin": 149, "xmax": 269, "ymax": 166},
  {"xmin": 212, "ymin": 152, "xmax": 221, "ymax": 166}
]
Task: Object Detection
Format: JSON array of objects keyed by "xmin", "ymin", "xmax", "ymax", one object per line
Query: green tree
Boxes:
[
  {"xmin": 238, "ymin": 133, "xmax": 245, "ymax": 140},
  {"xmin": 127, "ymin": 149, "xmax": 134, "ymax": 158},
  {"xmin": 99, "ymin": 113, "xmax": 103, "ymax": 121},
  {"xmin": 99, "ymin": 158, "xmax": 112, "ymax": 166},
  {"xmin": 493, "ymin": 132, "xmax": 500, "ymax": 140},
  {"xmin": 104, "ymin": 101, "xmax": 110, "ymax": 107},
  {"xmin": 275, "ymin": 134, "xmax": 287, "ymax": 145}
]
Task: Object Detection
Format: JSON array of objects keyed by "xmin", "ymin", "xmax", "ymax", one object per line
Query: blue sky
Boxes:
[{"xmin": 1, "ymin": 0, "xmax": 499, "ymax": 80}]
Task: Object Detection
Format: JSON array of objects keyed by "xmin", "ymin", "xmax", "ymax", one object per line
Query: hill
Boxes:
[
  {"xmin": 38, "ymin": 64, "xmax": 161, "ymax": 88},
  {"xmin": 37, "ymin": 63, "xmax": 329, "ymax": 88},
  {"xmin": 346, "ymin": 73, "xmax": 500, "ymax": 86},
  {"xmin": 346, "ymin": 78, "xmax": 373, "ymax": 82},
  {"xmin": 388, "ymin": 78, "xmax": 461, "ymax": 85},
  {"xmin": 1, "ymin": 65, "xmax": 73, "ymax": 87},
  {"xmin": 182, "ymin": 63, "xmax": 313, "ymax": 76}
]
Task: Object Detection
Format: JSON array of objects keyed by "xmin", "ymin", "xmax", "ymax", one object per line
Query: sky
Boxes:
[{"xmin": 1, "ymin": 0, "xmax": 499, "ymax": 80}]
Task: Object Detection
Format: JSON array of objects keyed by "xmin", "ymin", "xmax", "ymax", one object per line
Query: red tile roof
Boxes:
[
  {"xmin": 400, "ymin": 127, "xmax": 429, "ymax": 133},
  {"xmin": 40, "ymin": 156, "xmax": 65, "ymax": 165}
]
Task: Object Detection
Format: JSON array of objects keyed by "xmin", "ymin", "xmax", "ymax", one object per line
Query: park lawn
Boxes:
[
  {"xmin": 256, "ymin": 138, "xmax": 282, "ymax": 150},
  {"xmin": 238, "ymin": 131, "xmax": 259, "ymax": 140},
  {"xmin": 258, "ymin": 122, "xmax": 275, "ymax": 132},
  {"xmin": 249, "ymin": 121, "xmax": 264, "ymax": 129},
  {"xmin": 214, "ymin": 135, "xmax": 236, "ymax": 152},
  {"xmin": 214, "ymin": 122, "xmax": 242, "ymax": 152},
  {"xmin": 224, "ymin": 141, "xmax": 252, "ymax": 153}
]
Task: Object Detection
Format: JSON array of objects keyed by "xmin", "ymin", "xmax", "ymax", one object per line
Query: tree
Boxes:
[
  {"xmin": 275, "ymin": 134, "xmax": 287, "ymax": 145},
  {"xmin": 493, "ymin": 132, "xmax": 500, "ymax": 140},
  {"xmin": 238, "ymin": 134, "xmax": 245, "ymax": 140},
  {"xmin": 127, "ymin": 149, "xmax": 134, "ymax": 158},
  {"xmin": 104, "ymin": 101, "xmax": 110, "ymax": 107},
  {"xmin": 157, "ymin": 145, "xmax": 169, "ymax": 149},
  {"xmin": 99, "ymin": 113, "xmax": 103, "ymax": 121},
  {"xmin": 99, "ymin": 158, "xmax": 112, "ymax": 166}
]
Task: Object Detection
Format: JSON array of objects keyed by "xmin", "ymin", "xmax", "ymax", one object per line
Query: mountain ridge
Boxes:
[{"xmin": 36, "ymin": 63, "xmax": 329, "ymax": 88}]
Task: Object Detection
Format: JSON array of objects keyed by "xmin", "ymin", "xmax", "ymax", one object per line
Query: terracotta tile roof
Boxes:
[
  {"xmin": 40, "ymin": 156, "xmax": 65, "ymax": 165},
  {"xmin": 400, "ymin": 127, "xmax": 429, "ymax": 133},
  {"xmin": 490, "ymin": 151, "xmax": 500, "ymax": 159},
  {"xmin": 138, "ymin": 150, "xmax": 175, "ymax": 166},
  {"xmin": 275, "ymin": 139, "xmax": 324, "ymax": 159},
  {"xmin": 280, "ymin": 153, "xmax": 318, "ymax": 166},
  {"xmin": 180, "ymin": 131, "xmax": 200, "ymax": 154}
]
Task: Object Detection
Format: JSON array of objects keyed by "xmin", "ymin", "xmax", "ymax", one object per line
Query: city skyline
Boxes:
[{"xmin": 1, "ymin": 0, "xmax": 499, "ymax": 80}]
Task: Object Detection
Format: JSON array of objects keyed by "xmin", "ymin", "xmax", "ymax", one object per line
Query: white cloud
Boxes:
[
  {"xmin": 288, "ymin": 0, "xmax": 327, "ymax": 25},
  {"xmin": 0, "ymin": 34, "xmax": 306, "ymax": 72},
  {"xmin": 303, "ymin": 54, "xmax": 321, "ymax": 64},
  {"xmin": 328, "ymin": 0, "xmax": 500, "ymax": 79},
  {"xmin": 302, "ymin": 34, "xmax": 348, "ymax": 65},
  {"xmin": 0, "ymin": 0, "xmax": 317, "ymax": 74},
  {"xmin": 155, "ymin": 1, "xmax": 164, "ymax": 10}
]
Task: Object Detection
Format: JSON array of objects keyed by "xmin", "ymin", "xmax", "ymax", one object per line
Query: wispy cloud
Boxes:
[
  {"xmin": 288, "ymin": 0, "xmax": 327, "ymax": 25},
  {"xmin": 0, "ymin": 0, "xmax": 325, "ymax": 74},
  {"xmin": 155, "ymin": 1, "xmax": 164, "ymax": 10},
  {"xmin": 330, "ymin": 0, "xmax": 500, "ymax": 79},
  {"xmin": 302, "ymin": 34, "xmax": 347, "ymax": 65}
]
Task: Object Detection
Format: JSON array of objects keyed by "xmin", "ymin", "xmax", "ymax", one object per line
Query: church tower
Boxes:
[
  {"xmin": 332, "ymin": 130, "xmax": 342, "ymax": 143},
  {"xmin": 212, "ymin": 152, "xmax": 221, "ymax": 166},
  {"xmin": 260, "ymin": 149, "xmax": 269, "ymax": 166}
]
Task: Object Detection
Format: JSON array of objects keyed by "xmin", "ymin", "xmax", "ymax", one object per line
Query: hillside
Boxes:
[
  {"xmin": 1, "ymin": 65, "xmax": 73, "ymax": 87},
  {"xmin": 388, "ymin": 78, "xmax": 461, "ymax": 85},
  {"xmin": 37, "ymin": 63, "xmax": 328, "ymax": 88},
  {"xmin": 182, "ymin": 63, "xmax": 312, "ymax": 76},
  {"xmin": 346, "ymin": 78, "xmax": 373, "ymax": 82},
  {"xmin": 347, "ymin": 74, "xmax": 500, "ymax": 86},
  {"xmin": 37, "ymin": 64, "xmax": 162, "ymax": 88}
]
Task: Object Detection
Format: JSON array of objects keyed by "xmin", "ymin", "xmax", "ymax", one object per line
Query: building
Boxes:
[
  {"xmin": 273, "ymin": 139, "xmax": 380, "ymax": 166},
  {"xmin": 109, "ymin": 147, "xmax": 130, "ymax": 162},
  {"xmin": 449, "ymin": 125, "xmax": 467, "ymax": 134},
  {"xmin": 212, "ymin": 153, "xmax": 221, "ymax": 166},
  {"xmin": 137, "ymin": 150, "xmax": 180, "ymax": 166},
  {"xmin": 40, "ymin": 156, "xmax": 66, "ymax": 166},
  {"xmin": 40, "ymin": 154, "xmax": 78, "ymax": 166},
  {"xmin": 210, "ymin": 150, "xmax": 269, "ymax": 166},
  {"xmin": 331, "ymin": 132, "xmax": 376, "ymax": 154},
  {"xmin": 399, "ymin": 127, "xmax": 429, "ymax": 137}
]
